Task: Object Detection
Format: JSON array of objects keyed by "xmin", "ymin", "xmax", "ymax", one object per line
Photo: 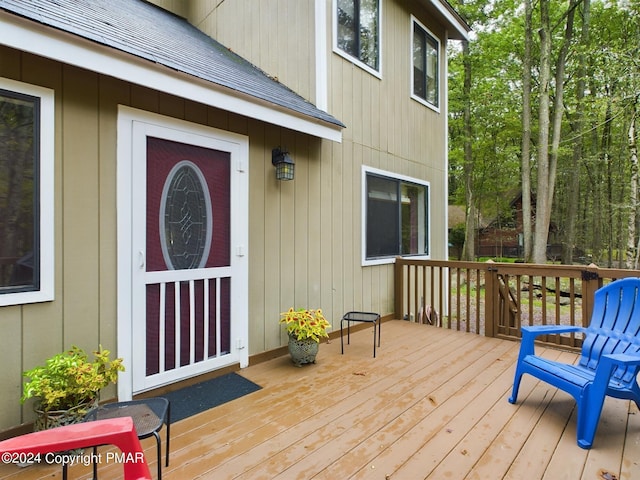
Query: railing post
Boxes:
[
  {"xmin": 394, "ymin": 257, "xmax": 404, "ymax": 320},
  {"xmin": 484, "ymin": 260, "xmax": 497, "ymax": 338},
  {"xmin": 581, "ymin": 263, "xmax": 601, "ymax": 327}
]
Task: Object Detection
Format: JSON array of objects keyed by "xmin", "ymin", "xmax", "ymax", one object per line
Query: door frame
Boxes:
[{"xmin": 116, "ymin": 106, "xmax": 249, "ymax": 400}]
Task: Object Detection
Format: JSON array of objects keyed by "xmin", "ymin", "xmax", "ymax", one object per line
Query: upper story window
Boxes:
[
  {"xmin": 0, "ymin": 78, "xmax": 54, "ymax": 306},
  {"xmin": 362, "ymin": 166, "xmax": 430, "ymax": 266},
  {"xmin": 335, "ymin": 0, "xmax": 381, "ymax": 76},
  {"xmin": 411, "ymin": 17, "xmax": 440, "ymax": 110}
]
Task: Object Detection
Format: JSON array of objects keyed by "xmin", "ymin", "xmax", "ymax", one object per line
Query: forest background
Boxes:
[{"xmin": 446, "ymin": 0, "xmax": 639, "ymax": 268}]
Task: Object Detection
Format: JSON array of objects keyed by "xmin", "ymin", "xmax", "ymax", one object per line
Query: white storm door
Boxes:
[{"xmin": 118, "ymin": 109, "xmax": 248, "ymax": 395}]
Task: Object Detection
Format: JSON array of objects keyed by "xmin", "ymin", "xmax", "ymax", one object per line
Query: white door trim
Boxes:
[{"xmin": 116, "ymin": 106, "xmax": 249, "ymax": 400}]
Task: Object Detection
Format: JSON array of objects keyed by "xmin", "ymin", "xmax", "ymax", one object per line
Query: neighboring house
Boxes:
[
  {"xmin": 0, "ymin": 0, "xmax": 469, "ymax": 435},
  {"xmin": 476, "ymin": 195, "xmax": 526, "ymax": 258},
  {"xmin": 476, "ymin": 193, "xmax": 561, "ymax": 259}
]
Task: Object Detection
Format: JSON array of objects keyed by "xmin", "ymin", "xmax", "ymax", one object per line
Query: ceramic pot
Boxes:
[{"xmin": 288, "ymin": 334, "xmax": 320, "ymax": 367}]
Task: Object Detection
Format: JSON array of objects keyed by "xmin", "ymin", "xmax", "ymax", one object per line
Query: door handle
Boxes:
[{"xmin": 138, "ymin": 250, "xmax": 145, "ymax": 269}]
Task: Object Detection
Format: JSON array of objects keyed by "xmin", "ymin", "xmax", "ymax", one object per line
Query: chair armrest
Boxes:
[
  {"xmin": 601, "ymin": 352, "xmax": 640, "ymax": 366},
  {"xmin": 521, "ymin": 325, "xmax": 585, "ymax": 336},
  {"xmin": 517, "ymin": 325, "xmax": 586, "ymax": 359},
  {"xmin": 592, "ymin": 352, "xmax": 640, "ymax": 400}
]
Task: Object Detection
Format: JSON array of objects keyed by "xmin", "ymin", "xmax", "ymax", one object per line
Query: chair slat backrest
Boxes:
[{"xmin": 579, "ymin": 278, "xmax": 640, "ymax": 384}]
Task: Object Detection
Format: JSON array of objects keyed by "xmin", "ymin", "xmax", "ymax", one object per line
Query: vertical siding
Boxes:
[
  {"xmin": 62, "ymin": 66, "xmax": 101, "ymax": 347},
  {"xmin": 146, "ymin": 0, "xmax": 188, "ymax": 18},
  {"xmin": 179, "ymin": 0, "xmax": 447, "ymax": 340},
  {"xmin": 0, "ymin": 307, "xmax": 21, "ymax": 431},
  {"xmin": 0, "ymin": 0, "xmax": 455, "ymax": 432},
  {"xmin": 325, "ymin": 0, "xmax": 450, "ymax": 263},
  {"xmin": 187, "ymin": 0, "xmax": 316, "ymax": 104},
  {"xmin": 0, "ymin": 50, "xmax": 67, "ymax": 430},
  {"xmin": 247, "ymin": 125, "xmax": 268, "ymax": 349},
  {"xmin": 0, "ymin": 48, "xmax": 23, "ymax": 431},
  {"xmin": 97, "ymin": 76, "xmax": 131, "ymax": 403},
  {"xmin": 0, "ymin": 48, "xmax": 240, "ymax": 430}
]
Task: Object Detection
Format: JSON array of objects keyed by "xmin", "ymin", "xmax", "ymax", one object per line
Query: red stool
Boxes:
[{"xmin": 0, "ymin": 417, "xmax": 151, "ymax": 480}]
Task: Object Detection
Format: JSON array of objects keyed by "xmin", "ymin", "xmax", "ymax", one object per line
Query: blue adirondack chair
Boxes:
[{"xmin": 508, "ymin": 277, "xmax": 640, "ymax": 449}]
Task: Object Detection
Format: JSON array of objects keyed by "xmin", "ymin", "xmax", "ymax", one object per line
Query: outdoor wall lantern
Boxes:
[{"xmin": 272, "ymin": 147, "xmax": 295, "ymax": 181}]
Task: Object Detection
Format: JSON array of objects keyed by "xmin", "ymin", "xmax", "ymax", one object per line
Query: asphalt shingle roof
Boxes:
[{"xmin": 0, "ymin": 0, "xmax": 344, "ymax": 128}]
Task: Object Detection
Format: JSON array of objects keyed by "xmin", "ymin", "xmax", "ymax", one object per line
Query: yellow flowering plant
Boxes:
[{"xmin": 280, "ymin": 308, "xmax": 331, "ymax": 342}]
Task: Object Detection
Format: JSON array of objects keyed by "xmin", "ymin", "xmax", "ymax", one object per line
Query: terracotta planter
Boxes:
[{"xmin": 288, "ymin": 334, "xmax": 320, "ymax": 367}]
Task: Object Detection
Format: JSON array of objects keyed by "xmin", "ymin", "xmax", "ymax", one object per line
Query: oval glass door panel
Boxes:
[{"xmin": 159, "ymin": 160, "xmax": 213, "ymax": 270}]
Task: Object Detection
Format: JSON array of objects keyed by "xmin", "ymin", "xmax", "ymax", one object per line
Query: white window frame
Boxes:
[
  {"xmin": 410, "ymin": 16, "xmax": 441, "ymax": 112},
  {"xmin": 333, "ymin": 0, "xmax": 383, "ymax": 79},
  {"xmin": 0, "ymin": 78, "xmax": 54, "ymax": 307},
  {"xmin": 362, "ymin": 166, "xmax": 431, "ymax": 266}
]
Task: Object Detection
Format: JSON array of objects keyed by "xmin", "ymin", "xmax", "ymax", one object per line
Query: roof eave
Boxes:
[
  {"xmin": 0, "ymin": 12, "xmax": 343, "ymax": 142},
  {"xmin": 420, "ymin": 0, "xmax": 471, "ymax": 41}
]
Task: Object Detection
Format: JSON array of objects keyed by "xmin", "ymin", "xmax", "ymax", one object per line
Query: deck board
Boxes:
[
  {"xmin": 0, "ymin": 321, "xmax": 636, "ymax": 479},
  {"xmin": 621, "ymin": 402, "xmax": 640, "ymax": 479}
]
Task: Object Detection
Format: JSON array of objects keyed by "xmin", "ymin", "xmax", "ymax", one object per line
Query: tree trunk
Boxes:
[
  {"xmin": 521, "ymin": 0, "xmax": 533, "ymax": 261},
  {"xmin": 628, "ymin": 98, "xmax": 639, "ymax": 267},
  {"xmin": 545, "ymin": 1, "xmax": 576, "ymax": 262},
  {"xmin": 602, "ymin": 85, "xmax": 615, "ymax": 266},
  {"xmin": 532, "ymin": 0, "xmax": 552, "ymax": 264},
  {"xmin": 563, "ymin": 0, "xmax": 590, "ymax": 265},
  {"xmin": 461, "ymin": 39, "xmax": 476, "ymax": 261},
  {"xmin": 533, "ymin": 0, "xmax": 580, "ymax": 264}
]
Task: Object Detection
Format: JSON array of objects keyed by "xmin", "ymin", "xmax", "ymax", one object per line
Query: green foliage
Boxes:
[
  {"xmin": 22, "ymin": 346, "xmax": 125, "ymax": 413},
  {"xmin": 449, "ymin": 224, "xmax": 466, "ymax": 250},
  {"xmin": 447, "ymin": 0, "xmax": 523, "ymax": 216},
  {"xmin": 447, "ymin": 0, "xmax": 640, "ymax": 265},
  {"xmin": 279, "ymin": 308, "xmax": 331, "ymax": 342}
]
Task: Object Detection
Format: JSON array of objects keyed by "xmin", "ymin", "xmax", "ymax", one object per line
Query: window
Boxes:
[
  {"xmin": 0, "ymin": 78, "xmax": 54, "ymax": 306},
  {"xmin": 335, "ymin": 0, "xmax": 380, "ymax": 74},
  {"xmin": 412, "ymin": 17, "xmax": 439, "ymax": 109},
  {"xmin": 160, "ymin": 159, "xmax": 213, "ymax": 270},
  {"xmin": 363, "ymin": 167, "xmax": 430, "ymax": 265}
]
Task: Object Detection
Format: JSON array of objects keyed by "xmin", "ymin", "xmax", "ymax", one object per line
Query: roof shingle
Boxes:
[{"xmin": 0, "ymin": 0, "xmax": 344, "ymax": 128}]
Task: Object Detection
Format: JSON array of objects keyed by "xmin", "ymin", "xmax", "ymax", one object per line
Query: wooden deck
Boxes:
[{"xmin": 2, "ymin": 320, "xmax": 639, "ymax": 479}]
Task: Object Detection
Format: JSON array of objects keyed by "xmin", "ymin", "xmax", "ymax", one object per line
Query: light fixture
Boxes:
[{"xmin": 272, "ymin": 147, "xmax": 295, "ymax": 181}]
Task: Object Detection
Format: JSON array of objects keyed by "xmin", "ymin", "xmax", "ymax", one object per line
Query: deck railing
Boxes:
[{"xmin": 394, "ymin": 258, "xmax": 640, "ymax": 350}]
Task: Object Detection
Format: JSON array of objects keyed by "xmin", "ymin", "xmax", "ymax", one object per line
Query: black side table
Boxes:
[
  {"xmin": 83, "ymin": 397, "xmax": 170, "ymax": 480},
  {"xmin": 341, "ymin": 311, "xmax": 381, "ymax": 357}
]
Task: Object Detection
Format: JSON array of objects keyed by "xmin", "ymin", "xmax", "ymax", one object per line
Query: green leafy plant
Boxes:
[
  {"xmin": 22, "ymin": 346, "xmax": 124, "ymax": 413},
  {"xmin": 280, "ymin": 308, "xmax": 331, "ymax": 342}
]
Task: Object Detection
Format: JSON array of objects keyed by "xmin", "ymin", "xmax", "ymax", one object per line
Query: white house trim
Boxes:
[
  {"xmin": 315, "ymin": 0, "xmax": 329, "ymax": 111},
  {"xmin": 331, "ymin": 0, "xmax": 384, "ymax": 80},
  {"xmin": 117, "ymin": 106, "xmax": 249, "ymax": 399},
  {"xmin": 0, "ymin": 78, "xmax": 55, "ymax": 307},
  {"xmin": 425, "ymin": 0, "xmax": 470, "ymax": 41},
  {"xmin": 0, "ymin": 12, "xmax": 343, "ymax": 143},
  {"xmin": 409, "ymin": 15, "xmax": 442, "ymax": 114},
  {"xmin": 361, "ymin": 166, "xmax": 432, "ymax": 267}
]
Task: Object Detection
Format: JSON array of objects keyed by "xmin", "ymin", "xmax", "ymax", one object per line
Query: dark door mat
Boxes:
[{"xmin": 162, "ymin": 372, "xmax": 261, "ymax": 423}]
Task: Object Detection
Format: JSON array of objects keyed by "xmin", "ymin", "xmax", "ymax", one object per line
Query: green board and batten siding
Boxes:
[{"xmin": 0, "ymin": 0, "xmax": 458, "ymax": 432}]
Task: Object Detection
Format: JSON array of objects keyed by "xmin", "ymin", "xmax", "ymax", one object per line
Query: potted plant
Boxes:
[
  {"xmin": 279, "ymin": 308, "xmax": 331, "ymax": 366},
  {"xmin": 21, "ymin": 345, "xmax": 125, "ymax": 430}
]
